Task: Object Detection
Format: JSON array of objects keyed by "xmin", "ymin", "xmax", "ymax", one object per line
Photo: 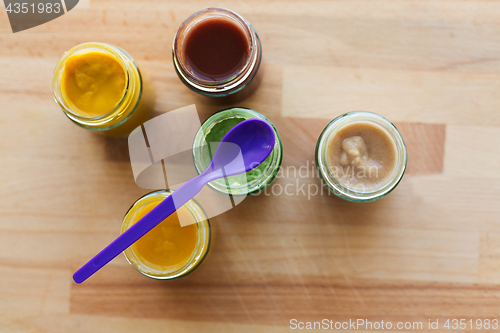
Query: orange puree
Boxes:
[
  {"xmin": 61, "ymin": 51, "xmax": 126, "ymax": 117},
  {"xmin": 130, "ymin": 202, "xmax": 198, "ymax": 270}
]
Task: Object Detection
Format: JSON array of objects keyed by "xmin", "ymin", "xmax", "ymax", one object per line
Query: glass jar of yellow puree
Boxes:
[
  {"xmin": 121, "ymin": 190, "xmax": 211, "ymax": 280},
  {"xmin": 53, "ymin": 42, "xmax": 151, "ymax": 136}
]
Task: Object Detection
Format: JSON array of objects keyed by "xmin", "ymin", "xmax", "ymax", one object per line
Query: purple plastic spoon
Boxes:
[{"xmin": 73, "ymin": 119, "xmax": 275, "ymax": 283}]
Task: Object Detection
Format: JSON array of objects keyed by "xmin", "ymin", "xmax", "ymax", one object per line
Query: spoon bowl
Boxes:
[{"xmin": 206, "ymin": 119, "xmax": 275, "ymax": 175}]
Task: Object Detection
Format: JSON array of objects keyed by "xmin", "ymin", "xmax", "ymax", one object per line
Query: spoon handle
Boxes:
[{"xmin": 73, "ymin": 171, "xmax": 215, "ymax": 284}]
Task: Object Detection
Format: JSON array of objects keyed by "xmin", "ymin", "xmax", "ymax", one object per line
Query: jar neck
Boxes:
[
  {"xmin": 192, "ymin": 108, "xmax": 283, "ymax": 195},
  {"xmin": 316, "ymin": 112, "xmax": 407, "ymax": 202},
  {"xmin": 173, "ymin": 8, "xmax": 260, "ymax": 95},
  {"xmin": 52, "ymin": 42, "xmax": 140, "ymax": 130},
  {"xmin": 122, "ymin": 190, "xmax": 211, "ymax": 280}
]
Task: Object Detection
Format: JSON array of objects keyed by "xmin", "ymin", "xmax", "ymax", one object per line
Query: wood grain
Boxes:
[
  {"xmin": 1, "ymin": 1, "xmax": 500, "ymax": 332},
  {"xmin": 396, "ymin": 122, "xmax": 446, "ymax": 175},
  {"xmin": 71, "ymin": 265, "xmax": 500, "ymax": 326}
]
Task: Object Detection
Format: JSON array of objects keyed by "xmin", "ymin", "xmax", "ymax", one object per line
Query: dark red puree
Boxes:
[{"xmin": 183, "ymin": 18, "xmax": 249, "ymax": 81}]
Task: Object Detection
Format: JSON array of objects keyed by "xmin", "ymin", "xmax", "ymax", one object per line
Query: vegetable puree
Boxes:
[
  {"xmin": 61, "ymin": 51, "xmax": 126, "ymax": 117},
  {"xmin": 130, "ymin": 202, "xmax": 198, "ymax": 270},
  {"xmin": 327, "ymin": 122, "xmax": 396, "ymax": 190}
]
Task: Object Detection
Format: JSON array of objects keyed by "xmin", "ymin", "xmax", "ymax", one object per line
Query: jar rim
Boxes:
[
  {"xmin": 174, "ymin": 8, "xmax": 254, "ymax": 85},
  {"xmin": 52, "ymin": 42, "xmax": 131, "ymax": 121},
  {"xmin": 315, "ymin": 111, "xmax": 407, "ymax": 202},
  {"xmin": 121, "ymin": 190, "xmax": 211, "ymax": 280},
  {"xmin": 172, "ymin": 8, "xmax": 261, "ymax": 95},
  {"xmin": 192, "ymin": 107, "xmax": 283, "ymax": 195}
]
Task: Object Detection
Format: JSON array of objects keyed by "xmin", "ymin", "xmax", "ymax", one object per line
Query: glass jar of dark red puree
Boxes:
[{"xmin": 173, "ymin": 7, "xmax": 262, "ymax": 97}]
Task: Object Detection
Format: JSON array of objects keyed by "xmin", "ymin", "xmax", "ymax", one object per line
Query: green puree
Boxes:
[{"xmin": 201, "ymin": 117, "xmax": 273, "ymax": 185}]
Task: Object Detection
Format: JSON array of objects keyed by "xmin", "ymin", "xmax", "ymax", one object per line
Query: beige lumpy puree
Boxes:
[{"xmin": 327, "ymin": 122, "xmax": 396, "ymax": 191}]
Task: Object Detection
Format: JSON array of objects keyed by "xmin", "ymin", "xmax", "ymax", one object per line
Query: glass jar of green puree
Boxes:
[{"xmin": 192, "ymin": 107, "xmax": 283, "ymax": 195}]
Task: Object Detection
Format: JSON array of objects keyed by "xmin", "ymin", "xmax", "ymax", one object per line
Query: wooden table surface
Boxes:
[{"xmin": 2, "ymin": 1, "xmax": 500, "ymax": 332}]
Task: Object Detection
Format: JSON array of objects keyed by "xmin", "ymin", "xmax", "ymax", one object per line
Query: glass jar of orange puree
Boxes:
[
  {"xmin": 53, "ymin": 42, "xmax": 151, "ymax": 136},
  {"xmin": 121, "ymin": 190, "xmax": 211, "ymax": 280}
]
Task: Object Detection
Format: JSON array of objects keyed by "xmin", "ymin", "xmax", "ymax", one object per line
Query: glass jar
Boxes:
[
  {"xmin": 173, "ymin": 7, "xmax": 262, "ymax": 97},
  {"xmin": 192, "ymin": 107, "xmax": 282, "ymax": 195},
  {"xmin": 53, "ymin": 42, "xmax": 151, "ymax": 136},
  {"xmin": 121, "ymin": 190, "xmax": 211, "ymax": 280},
  {"xmin": 315, "ymin": 111, "xmax": 407, "ymax": 202}
]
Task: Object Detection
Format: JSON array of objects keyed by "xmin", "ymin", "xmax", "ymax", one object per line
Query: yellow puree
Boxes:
[
  {"xmin": 131, "ymin": 202, "xmax": 198, "ymax": 270},
  {"xmin": 61, "ymin": 51, "xmax": 126, "ymax": 117}
]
